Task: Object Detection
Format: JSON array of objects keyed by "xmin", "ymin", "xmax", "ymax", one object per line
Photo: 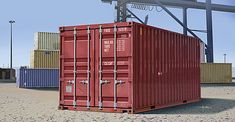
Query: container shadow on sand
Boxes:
[
  {"xmin": 0, "ymin": 80, "xmax": 16, "ymax": 83},
  {"xmin": 22, "ymin": 87, "xmax": 59, "ymax": 91},
  {"xmin": 141, "ymin": 98, "xmax": 235, "ymax": 115},
  {"xmin": 201, "ymin": 82, "xmax": 235, "ymax": 87}
]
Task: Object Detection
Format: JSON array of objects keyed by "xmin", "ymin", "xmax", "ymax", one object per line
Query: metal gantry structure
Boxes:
[{"xmin": 101, "ymin": 0, "xmax": 235, "ymax": 63}]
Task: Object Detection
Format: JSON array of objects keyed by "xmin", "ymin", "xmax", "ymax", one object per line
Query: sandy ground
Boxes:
[{"xmin": 1, "ymin": 82, "xmax": 235, "ymax": 122}]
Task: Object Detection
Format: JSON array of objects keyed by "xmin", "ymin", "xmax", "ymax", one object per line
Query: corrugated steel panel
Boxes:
[
  {"xmin": 34, "ymin": 32, "xmax": 60, "ymax": 50},
  {"xmin": 59, "ymin": 22, "xmax": 201, "ymax": 113},
  {"xmin": 232, "ymin": 67, "xmax": 235, "ymax": 78},
  {"xmin": 201, "ymin": 63, "xmax": 232, "ymax": 83},
  {"xmin": 30, "ymin": 50, "xmax": 35, "ymax": 68},
  {"xmin": 16, "ymin": 68, "xmax": 59, "ymax": 88},
  {"xmin": 30, "ymin": 50, "xmax": 60, "ymax": 68},
  {"xmin": 200, "ymin": 42, "xmax": 206, "ymax": 63}
]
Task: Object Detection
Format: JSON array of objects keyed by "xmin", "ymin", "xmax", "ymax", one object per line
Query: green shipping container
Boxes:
[
  {"xmin": 30, "ymin": 50, "xmax": 59, "ymax": 68},
  {"xmin": 201, "ymin": 63, "xmax": 232, "ymax": 83},
  {"xmin": 34, "ymin": 32, "xmax": 60, "ymax": 50}
]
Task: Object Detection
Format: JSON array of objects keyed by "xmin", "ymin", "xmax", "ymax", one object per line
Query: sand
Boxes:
[{"xmin": 0, "ymin": 82, "xmax": 235, "ymax": 122}]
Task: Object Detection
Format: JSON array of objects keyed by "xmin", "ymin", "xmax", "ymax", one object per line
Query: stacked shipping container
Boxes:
[
  {"xmin": 17, "ymin": 32, "xmax": 60, "ymax": 88},
  {"xmin": 34, "ymin": 32, "xmax": 60, "ymax": 50},
  {"xmin": 59, "ymin": 22, "xmax": 201, "ymax": 113},
  {"xmin": 30, "ymin": 32, "xmax": 60, "ymax": 68},
  {"xmin": 30, "ymin": 50, "xmax": 59, "ymax": 68}
]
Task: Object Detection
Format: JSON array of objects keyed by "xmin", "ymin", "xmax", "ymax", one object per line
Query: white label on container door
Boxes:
[
  {"xmin": 118, "ymin": 27, "xmax": 127, "ymax": 32},
  {"xmin": 104, "ymin": 40, "xmax": 113, "ymax": 53},
  {"xmin": 103, "ymin": 39, "xmax": 125, "ymax": 52},
  {"xmin": 66, "ymin": 85, "xmax": 72, "ymax": 93},
  {"xmin": 103, "ymin": 61, "xmax": 114, "ymax": 66},
  {"xmin": 117, "ymin": 39, "xmax": 125, "ymax": 52}
]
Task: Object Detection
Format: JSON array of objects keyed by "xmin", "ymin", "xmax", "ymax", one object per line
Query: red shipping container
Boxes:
[{"xmin": 59, "ymin": 22, "xmax": 201, "ymax": 113}]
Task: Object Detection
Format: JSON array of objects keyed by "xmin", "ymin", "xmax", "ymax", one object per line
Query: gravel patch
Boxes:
[{"xmin": 0, "ymin": 83, "xmax": 235, "ymax": 122}]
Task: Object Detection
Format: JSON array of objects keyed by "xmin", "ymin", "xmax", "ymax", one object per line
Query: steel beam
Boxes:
[
  {"xmin": 116, "ymin": 0, "xmax": 128, "ymax": 22},
  {"xmin": 148, "ymin": 0, "xmax": 200, "ymax": 39},
  {"xmin": 106, "ymin": 0, "xmax": 235, "ymax": 13},
  {"xmin": 206, "ymin": 0, "xmax": 214, "ymax": 62},
  {"xmin": 183, "ymin": 7, "xmax": 187, "ymax": 35},
  {"xmin": 106, "ymin": 0, "xmax": 235, "ymax": 63},
  {"xmin": 126, "ymin": 8, "xmax": 145, "ymax": 24}
]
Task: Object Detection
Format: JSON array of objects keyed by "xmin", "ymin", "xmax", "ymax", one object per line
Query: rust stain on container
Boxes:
[{"xmin": 59, "ymin": 22, "xmax": 201, "ymax": 113}]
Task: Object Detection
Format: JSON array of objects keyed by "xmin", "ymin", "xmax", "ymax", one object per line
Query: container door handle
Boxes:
[
  {"xmin": 115, "ymin": 80, "xmax": 125, "ymax": 84},
  {"xmin": 73, "ymin": 27, "xmax": 77, "ymax": 107},
  {"xmin": 100, "ymin": 80, "xmax": 110, "ymax": 84},
  {"xmin": 80, "ymin": 80, "xmax": 88, "ymax": 84},
  {"xmin": 68, "ymin": 80, "xmax": 75, "ymax": 84},
  {"xmin": 78, "ymin": 27, "xmax": 91, "ymax": 109}
]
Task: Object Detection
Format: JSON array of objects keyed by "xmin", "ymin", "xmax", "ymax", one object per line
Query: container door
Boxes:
[
  {"xmin": 61, "ymin": 27, "xmax": 95, "ymax": 108},
  {"xmin": 94, "ymin": 25, "xmax": 132, "ymax": 110}
]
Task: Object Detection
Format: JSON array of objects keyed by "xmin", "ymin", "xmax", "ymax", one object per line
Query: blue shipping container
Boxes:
[{"xmin": 16, "ymin": 68, "xmax": 59, "ymax": 88}]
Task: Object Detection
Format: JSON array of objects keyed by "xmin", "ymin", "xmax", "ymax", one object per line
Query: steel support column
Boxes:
[
  {"xmin": 117, "ymin": 0, "xmax": 128, "ymax": 22},
  {"xmin": 206, "ymin": 0, "xmax": 214, "ymax": 62},
  {"xmin": 183, "ymin": 7, "xmax": 188, "ymax": 35}
]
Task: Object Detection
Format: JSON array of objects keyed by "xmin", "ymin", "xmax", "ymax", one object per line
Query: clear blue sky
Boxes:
[{"xmin": 0, "ymin": 0, "xmax": 235, "ymax": 68}]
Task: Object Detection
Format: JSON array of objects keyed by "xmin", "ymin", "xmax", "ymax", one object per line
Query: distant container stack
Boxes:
[
  {"xmin": 201, "ymin": 63, "xmax": 232, "ymax": 83},
  {"xmin": 16, "ymin": 68, "xmax": 59, "ymax": 88},
  {"xmin": 0, "ymin": 68, "xmax": 16, "ymax": 80},
  {"xmin": 30, "ymin": 32, "xmax": 60, "ymax": 68},
  {"xmin": 16, "ymin": 32, "xmax": 60, "ymax": 88}
]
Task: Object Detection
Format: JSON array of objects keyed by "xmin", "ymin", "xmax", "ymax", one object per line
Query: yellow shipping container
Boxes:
[
  {"xmin": 30, "ymin": 50, "xmax": 59, "ymax": 68},
  {"xmin": 201, "ymin": 63, "xmax": 232, "ymax": 83}
]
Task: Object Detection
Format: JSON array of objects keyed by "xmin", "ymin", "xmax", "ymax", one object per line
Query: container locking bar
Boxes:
[
  {"xmin": 73, "ymin": 27, "xmax": 77, "ymax": 107},
  {"xmin": 99, "ymin": 25, "xmax": 103, "ymax": 109},
  {"xmin": 113, "ymin": 25, "xmax": 118, "ymax": 110},
  {"xmin": 98, "ymin": 25, "xmax": 111, "ymax": 109},
  {"xmin": 113, "ymin": 25, "xmax": 125, "ymax": 110},
  {"xmin": 85, "ymin": 26, "xmax": 91, "ymax": 108}
]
